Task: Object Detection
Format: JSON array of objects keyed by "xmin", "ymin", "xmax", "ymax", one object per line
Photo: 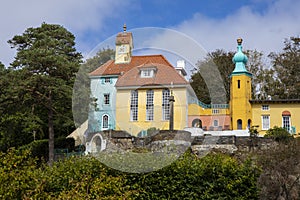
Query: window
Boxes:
[
  {"xmin": 237, "ymin": 80, "xmax": 241, "ymax": 89},
  {"xmin": 162, "ymin": 89, "xmax": 170, "ymax": 120},
  {"xmin": 282, "ymin": 116, "xmax": 291, "ymax": 132},
  {"xmin": 247, "ymin": 119, "xmax": 251, "ymax": 129},
  {"xmin": 262, "ymin": 105, "xmax": 269, "ymax": 111},
  {"xmin": 237, "ymin": 119, "xmax": 242, "ymax": 130},
  {"xmin": 130, "ymin": 90, "xmax": 138, "ymax": 121},
  {"xmin": 141, "ymin": 69, "xmax": 154, "ymax": 78},
  {"xmin": 262, "ymin": 115, "xmax": 270, "ymax": 130},
  {"xmin": 104, "ymin": 77, "xmax": 111, "ymax": 83},
  {"xmin": 102, "ymin": 77, "xmax": 111, "ymax": 84},
  {"xmin": 102, "ymin": 115, "xmax": 109, "ymax": 129},
  {"xmin": 146, "ymin": 90, "xmax": 154, "ymax": 121},
  {"xmin": 140, "ymin": 68, "xmax": 156, "ymax": 78},
  {"xmin": 103, "ymin": 94, "xmax": 110, "ymax": 105},
  {"xmin": 213, "ymin": 120, "xmax": 219, "ymax": 127}
]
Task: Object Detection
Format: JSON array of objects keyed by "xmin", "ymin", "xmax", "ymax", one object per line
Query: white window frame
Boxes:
[
  {"xmin": 102, "ymin": 114, "xmax": 109, "ymax": 130},
  {"xmin": 262, "ymin": 105, "xmax": 269, "ymax": 111},
  {"xmin": 282, "ymin": 116, "xmax": 291, "ymax": 132},
  {"xmin": 141, "ymin": 69, "xmax": 154, "ymax": 78},
  {"xmin": 262, "ymin": 115, "xmax": 270, "ymax": 130},
  {"xmin": 162, "ymin": 89, "xmax": 170, "ymax": 121},
  {"xmin": 130, "ymin": 90, "xmax": 138, "ymax": 121},
  {"xmin": 146, "ymin": 90, "xmax": 154, "ymax": 121}
]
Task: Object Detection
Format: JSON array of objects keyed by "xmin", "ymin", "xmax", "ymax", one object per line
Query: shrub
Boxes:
[{"xmin": 264, "ymin": 126, "xmax": 293, "ymax": 143}]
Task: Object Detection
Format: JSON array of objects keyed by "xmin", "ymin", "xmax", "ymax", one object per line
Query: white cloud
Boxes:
[
  {"xmin": 0, "ymin": 0, "xmax": 132, "ymax": 66},
  {"xmin": 173, "ymin": 0, "xmax": 300, "ymax": 58}
]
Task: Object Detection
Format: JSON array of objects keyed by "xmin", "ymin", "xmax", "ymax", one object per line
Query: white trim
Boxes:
[
  {"xmin": 116, "ymin": 84, "xmax": 188, "ymax": 90},
  {"xmin": 261, "ymin": 115, "xmax": 270, "ymax": 130},
  {"xmin": 282, "ymin": 116, "xmax": 291, "ymax": 132},
  {"xmin": 102, "ymin": 114, "xmax": 109, "ymax": 130}
]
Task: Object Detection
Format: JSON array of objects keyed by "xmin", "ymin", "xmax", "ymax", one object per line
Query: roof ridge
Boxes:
[{"xmin": 89, "ymin": 59, "xmax": 114, "ymax": 76}]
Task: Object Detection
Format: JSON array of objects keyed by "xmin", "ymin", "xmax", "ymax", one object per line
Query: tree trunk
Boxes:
[{"xmin": 48, "ymin": 91, "xmax": 54, "ymax": 166}]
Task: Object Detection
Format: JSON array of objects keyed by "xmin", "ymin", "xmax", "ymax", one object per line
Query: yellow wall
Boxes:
[
  {"xmin": 188, "ymin": 104, "xmax": 229, "ymax": 116},
  {"xmin": 116, "ymin": 87, "xmax": 187, "ymax": 136},
  {"xmin": 251, "ymin": 103, "xmax": 300, "ymax": 135},
  {"xmin": 230, "ymin": 74, "xmax": 252, "ymax": 130}
]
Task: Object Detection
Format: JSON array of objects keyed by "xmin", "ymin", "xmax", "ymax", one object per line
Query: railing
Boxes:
[{"xmin": 196, "ymin": 100, "xmax": 229, "ymax": 109}]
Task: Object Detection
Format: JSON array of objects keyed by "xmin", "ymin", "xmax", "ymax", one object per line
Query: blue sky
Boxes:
[{"xmin": 0, "ymin": 0, "xmax": 299, "ymax": 67}]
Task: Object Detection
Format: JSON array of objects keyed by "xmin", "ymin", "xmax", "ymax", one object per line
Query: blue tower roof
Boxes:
[{"xmin": 232, "ymin": 38, "xmax": 252, "ymax": 77}]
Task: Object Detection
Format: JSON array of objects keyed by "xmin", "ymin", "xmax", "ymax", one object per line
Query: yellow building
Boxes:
[
  {"xmin": 251, "ymin": 100, "xmax": 300, "ymax": 135},
  {"xmin": 87, "ymin": 27, "xmax": 300, "ymax": 137}
]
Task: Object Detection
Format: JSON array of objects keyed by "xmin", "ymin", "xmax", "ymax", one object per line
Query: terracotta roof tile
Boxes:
[
  {"xmin": 115, "ymin": 62, "xmax": 188, "ymax": 87},
  {"xmin": 89, "ymin": 55, "xmax": 175, "ymax": 76}
]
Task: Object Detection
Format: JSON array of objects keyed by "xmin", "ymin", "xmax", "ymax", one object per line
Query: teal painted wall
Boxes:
[{"xmin": 88, "ymin": 76, "xmax": 118, "ymax": 132}]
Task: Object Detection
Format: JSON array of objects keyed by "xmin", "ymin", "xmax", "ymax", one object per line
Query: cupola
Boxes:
[{"xmin": 232, "ymin": 38, "xmax": 251, "ymax": 76}]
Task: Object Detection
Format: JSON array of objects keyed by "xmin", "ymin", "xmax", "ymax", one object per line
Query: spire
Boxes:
[
  {"xmin": 232, "ymin": 38, "xmax": 251, "ymax": 76},
  {"xmin": 123, "ymin": 23, "xmax": 127, "ymax": 32}
]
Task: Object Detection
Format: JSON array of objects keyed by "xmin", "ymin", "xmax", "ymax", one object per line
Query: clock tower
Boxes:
[{"xmin": 115, "ymin": 24, "xmax": 133, "ymax": 64}]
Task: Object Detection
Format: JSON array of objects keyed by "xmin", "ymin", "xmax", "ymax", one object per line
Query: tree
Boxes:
[
  {"xmin": 8, "ymin": 23, "xmax": 82, "ymax": 164},
  {"xmin": 245, "ymin": 50, "xmax": 277, "ymax": 100},
  {"xmin": 190, "ymin": 49, "xmax": 234, "ymax": 104},
  {"xmin": 269, "ymin": 37, "xmax": 300, "ymax": 99},
  {"xmin": 73, "ymin": 48, "xmax": 114, "ymax": 126}
]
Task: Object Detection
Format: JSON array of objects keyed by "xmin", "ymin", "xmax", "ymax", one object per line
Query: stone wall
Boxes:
[{"xmin": 86, "ymin": 130, "xmax": 277, "ymax": 155}]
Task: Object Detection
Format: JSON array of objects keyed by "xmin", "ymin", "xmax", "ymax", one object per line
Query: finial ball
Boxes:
[
  {"xmin": 123, "ymin": 24, "xmax": 127, "ymax": 32},
  {"xmin": 237, "ymin": 38, "xmax": 243, "ymax": 45}
]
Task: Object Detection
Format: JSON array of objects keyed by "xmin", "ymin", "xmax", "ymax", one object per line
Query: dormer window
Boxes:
[
  {"xmin": 140, "ymin": 67, "xmax": 156, "ymax": 78},
  {"xmin": 141, "ymin": 69, "xmax": 152, "ymax": 77}
]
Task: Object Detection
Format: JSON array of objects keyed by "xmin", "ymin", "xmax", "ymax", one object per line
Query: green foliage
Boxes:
[
  {"xmin": 6, "ymin": 23, "xmax": 82, "ymax": 163},
  {"xmin": 72, "ymin": 48, "xmax": 115, "ymax": 126},
  {"xmin": 269, "ymin": 37, "xmax": 300, "ymax": 99},
  {"xmin": 0, "ymin": 148, "xmax": 38, "ymax": 199},
  {"xmin": 0, "ymin": 149, "xmax": 261, "ymax": 199},
  {"xmin": 190, "ymin": 49, "xmax": 234, "ymax": 104},
  {"xmin": 126, "ymin": 151, "xmax": 260, "ymax": 199},
  {"xmin": 18, "ymin": 137, "xmax": 76, "ymax": 162},
  {"xmin": 264, "ymin": 126, "xmax": 293, "ymax": 143}
]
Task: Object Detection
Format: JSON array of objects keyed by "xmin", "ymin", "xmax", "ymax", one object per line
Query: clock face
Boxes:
[{"xmin": 118, "ymin": 45, "xmax": 127, "ymax": 54}]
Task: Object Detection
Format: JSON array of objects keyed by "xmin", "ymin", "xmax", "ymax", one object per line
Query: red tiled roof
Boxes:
[
  {"xmin": 115, "ymin": 62, "xmax": 188, "ymax": 87},
  {"xmin": 89, "ymin": 55, "xmax": 175, "ymax": 76}
]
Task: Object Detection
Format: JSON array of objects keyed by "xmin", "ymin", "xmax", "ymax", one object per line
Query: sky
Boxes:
[{"xmin": 1, "ymin": 0, "xmax": 300, "ymax": 68}]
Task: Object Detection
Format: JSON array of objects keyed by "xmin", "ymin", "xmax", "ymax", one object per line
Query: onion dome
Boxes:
[{"xmin": 232, "ymin": 38, "xmax": 251, "ymax": 76}]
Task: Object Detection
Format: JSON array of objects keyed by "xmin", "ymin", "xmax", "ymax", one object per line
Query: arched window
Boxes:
[
  {"xmin": 282, "ymin": 111, "xmax": 291, "ymax": 132},
  {"xmin": 192, "ymin": 119, "xmax": 202, "ymax": 128},
  {"xmin": 237, "ymin": 119, "xmax": 242, "ymax": 130},
  {"xmin": 102, "ymin": 114, "xmax": 109, "ymax": 130},
  {"xmin": 247, "ymin": 119, "xmax": 251, "ymax": 129}
]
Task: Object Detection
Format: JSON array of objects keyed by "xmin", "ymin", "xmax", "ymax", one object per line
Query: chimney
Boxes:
[{"xmin": 175, "ymin": 60, "xmax": 187, "ymax": 76}]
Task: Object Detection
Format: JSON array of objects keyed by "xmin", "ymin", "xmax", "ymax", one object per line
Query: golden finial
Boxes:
[
  {"xmin": 237, "ymin": 38, "xmax": 243, "ymax": 45},
  {"xmin": 123, "ymin": 23, "xmax": 127, "ymax": 32}
]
